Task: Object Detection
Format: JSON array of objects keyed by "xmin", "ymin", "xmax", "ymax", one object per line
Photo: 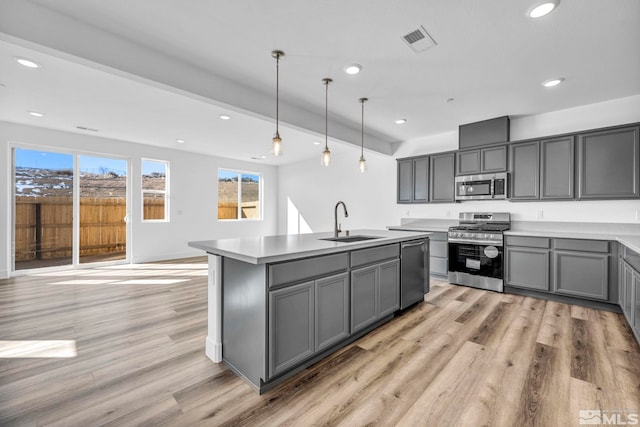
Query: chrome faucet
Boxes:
[{"xmin": 334, "ymin": 201, "xmax": 349, "ymax": 237}]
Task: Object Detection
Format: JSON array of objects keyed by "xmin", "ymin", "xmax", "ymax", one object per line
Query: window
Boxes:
[
  {"xmin": 218, "ymin": 169, "xmax": 261, "ymax": 220},
  {"xmin": 142, "ymin": 159, "xmax": 169, "ymax": 221}
]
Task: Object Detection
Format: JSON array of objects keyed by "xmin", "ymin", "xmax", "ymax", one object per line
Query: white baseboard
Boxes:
[
  {"xmin": 205, "ymin": 336, "xmax": 223, "ymax": 363},
  {"xmin": 131, "ymin": 249, "xmax": 203, "ymax": 264},
  {"xmin": 0, "ymin": 270, "xmax": 9, "ymax": 280}
]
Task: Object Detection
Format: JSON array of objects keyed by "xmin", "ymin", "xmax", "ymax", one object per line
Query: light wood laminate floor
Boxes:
[{"xmin": 1, "ymin": 258, "xmax": 639, "ymax": 426}]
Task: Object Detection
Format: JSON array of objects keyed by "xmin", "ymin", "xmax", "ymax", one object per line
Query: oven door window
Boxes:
[
  {"xmin": 456, "ymin": 180, "xmax": 492, "ymax": 197},
  {"xmin": 448, "ymin": 243, "xmax": 503, "ymax": 279}
]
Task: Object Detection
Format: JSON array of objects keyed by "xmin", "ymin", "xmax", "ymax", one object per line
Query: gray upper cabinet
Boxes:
[
  {"xmin": 397, "ymin": 156, "xmax": 429, "ymax": 203},
  {"xmin": 456, "ymin": 150, "xmax": 480, "ymax": 175},
  {"xmin": 429, "ymin": 152, "xmax": 456, "ymax": 202},
  {"xmin": 481, "ymin": 145, "xmax": 508, "ymax": 173},
  {"xmin": 315, "ymin": 273, "xmax": 350, "ymax": 352},
  {"xmin": 540, "ymin": 136, "xmax": 575, "ymax": 199},
  {"xmin": 397, "ymin": 159, "xmax": 413, "ymax": 203},
  {"xmin": 456, "ymin": 145, "xmax": 507, "ymax": 176},
  {"xmin": 413, "ymin": 157, "xmax": 429, "ymax": 202},
  {"xmin": 510, "ymin": 141, "xmax": 540, "ymax": 200},
  {"xmin": 577, "ymin": 126, "xmax": 640, "ymax": 199}
]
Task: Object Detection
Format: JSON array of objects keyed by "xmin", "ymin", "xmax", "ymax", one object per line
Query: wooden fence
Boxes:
[
  {"xmin": 218, "ymin": 202, "xmax": 259, "ymax": 220},
  {"xmin": 14, "ymin": 196, "xmax": 164, "ymax": 262}
]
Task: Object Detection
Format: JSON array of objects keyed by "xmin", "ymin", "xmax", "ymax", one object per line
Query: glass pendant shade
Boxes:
[
  {"xmin": 272, "ymin": 132, "xmax": 282, "ymax": 156},
  {"xmin": 321, "ymin": 147, "xmax": 331, "ymax": 167},
  {"xmin": 358, "ymin": 156, "xmax": 367, "ymax": 173}
]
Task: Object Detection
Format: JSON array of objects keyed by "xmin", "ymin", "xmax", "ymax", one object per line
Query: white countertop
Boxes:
[
  {"xmin": 189, "ymin": 229, "xmax": 431, "ymax": 264},
  {"xmin": 387, "ymin": 218, "xmax": 640, "ymax": 253},
  {"xmin": 505, "ymin": 221, "xmax": 640, "ymax": 253}
]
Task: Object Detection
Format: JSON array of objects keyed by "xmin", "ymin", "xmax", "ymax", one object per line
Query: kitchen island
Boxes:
[{"xmin": 189, "ymin": 229, "xmax": 430, "ymax": 393}]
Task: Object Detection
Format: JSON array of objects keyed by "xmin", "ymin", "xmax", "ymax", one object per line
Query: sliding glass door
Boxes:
[
  {"xmin": 79, "ymin": 155, "xmax": 128, "ymax": 264},
  {"xmin": 13, "ymin": 148, "xmax": 129, "ymax": 271},
  {"xmin": 14, "ymin": 149, "xmax": 74, "ymax": 270}
]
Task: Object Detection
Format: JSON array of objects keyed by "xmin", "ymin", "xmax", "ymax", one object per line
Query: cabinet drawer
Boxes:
[
  {"xmin": 505, "ymin": 236, "xmax": 550, "ymax": 249},
  {"xmin": 555, "ymin": 239, "xmax": 609, "ymax": 253},
  {"xmin": 269, "ymin": 253, "xmax": 348, "ymax": 287},
  {"xmin": 431, "ymin": 241, "xmax": 448, "ymax": 258},
  {"xmin": 351, "ymin": 244, "xmax": 399, "ymax": 268}
]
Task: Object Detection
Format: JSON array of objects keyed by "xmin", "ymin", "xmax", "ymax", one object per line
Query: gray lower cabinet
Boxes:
[
  {"xmin": 509, "ymin": 141, "xmax": 540, "ymax": 200},
  {"xmin": 269, "ymin": 281, "xmax": 314, "ymax": 378},
  {"xmin": 577, "ymin": 125, "xmax": 640, "ymax": 199},
  {"xmin": 622, "ymin": 262, "xmax": 634, "ymax": 324},
  {"xmin": 315, "ymin": 273, "xmax": 350, "ymax": 352},
  {"xmin": 351, "ymin": 259, "xmax": 400, "ymax": 334},
  {"xmin": 620, "ymin": 245, "xmax": 640, "ymax": 343},
  {"xmin": 505, "ymin": 246, "xmax": 550, "ymax": 291},
  {"xmin": 540, "ymin": 136, "xmax": 574, "ymax": 199},
  {"xmin": 634, "ymin": 271, "xmax": 640, "ymax": 339},
  {"xmin": 554, "ymin": 250, "xmax": 608, "ymax": 301},
  {"xmin": 505, "ymin": 236, "xmax": 617, "ymax": 304},
  {"xmin": 269, "ymin": 272, "xmax": 350, "ymax": 378},
  {"xmin": 429, "ymin": 152, "xmax": 455, "ymax": 202},
  {"xmin": 378, "ymin": 259, "xmax": 400, "ymax": 317}
]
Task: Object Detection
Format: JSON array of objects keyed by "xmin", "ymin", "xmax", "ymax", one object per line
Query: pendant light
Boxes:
[
  {"xmin": 271, "ymin": 50, "xmax": 284, "ymax": 156},
  {"xmin": 358, "ymin": 97, "xmax": 368, "ymax": 173},
  {"xmin": 321, "ymin": 78, "xmax": 332, "ymax": 167}
]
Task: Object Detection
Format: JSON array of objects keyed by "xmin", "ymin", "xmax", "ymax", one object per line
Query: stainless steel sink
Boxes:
[{"xmin": 320, "ymin": 235, "xmax": 382, "ymax": 243}]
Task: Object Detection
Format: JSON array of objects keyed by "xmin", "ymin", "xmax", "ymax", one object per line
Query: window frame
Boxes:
[
  {"xmin": 217, "ymin": 168, "xmax": 263, "ymax": 221},
  {"xmin": 141, "ymin": 158, "xmax": 169, "ymax": 223}
]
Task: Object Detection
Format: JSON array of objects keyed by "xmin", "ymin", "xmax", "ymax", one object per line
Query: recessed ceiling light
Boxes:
[
  {"xmin": 176, "ymin": 139, "xmax": 185, "ymax": 143},
  {"xmin": 260, "ymin": 155, "xmax": 267, "ymax": 159},
  {"xmin": 251, "ymin": 155, "xmax": 268, "ymax": 160},
  {"xmin": 395, "ymin": 119, "xmax": 407, "ymax": 124},
  {"xmin": 16, "ymin": 57, "xmax": 41, "ymax": 68},
  {"xmin": 312, "ymin": 141, "xmax": 321, "ymax": 145},
  {"xmin": 344, "ymin": 64, "xmax": 362, "ymax": 75},
  {"xmin": 527, "ymin": 0, "xmax": 560, "ymax": 18},
  {"xmin": 542, "ymin": 77, "xmax": 565, "ymax": 87},
  {"xmin": 28, "ymin": 111, "xmax": 44, "ymax": 117},
  {"xmin": 446, "ymin": 98, "xmax": 455, "ymax": 103},
  {"xmin": 219, "ymin": 114, "xmax": 231, "ymax": 120}
]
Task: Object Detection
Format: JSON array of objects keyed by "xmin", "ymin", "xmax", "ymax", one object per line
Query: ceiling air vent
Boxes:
[{"xmin": 401, "ymin": 25, "xmax": 437, "ymax": 53}]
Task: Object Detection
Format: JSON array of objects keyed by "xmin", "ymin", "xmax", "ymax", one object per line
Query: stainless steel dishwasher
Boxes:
[{"xmin": 400, "ymin": 239, "xmax": 429, "ymax": 309}]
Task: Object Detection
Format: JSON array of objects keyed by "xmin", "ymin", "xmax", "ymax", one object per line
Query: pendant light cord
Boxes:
[
  {"xmin": 324, "ymin": 79, "xmax": 329, "ymax": 150},
  {"xmin": 361, "ymin": 99, "xmax": 364, "ymax": 157},
  {"xmin": 275, "ymin": 54, "xmax": 280, "ymax": 135}
]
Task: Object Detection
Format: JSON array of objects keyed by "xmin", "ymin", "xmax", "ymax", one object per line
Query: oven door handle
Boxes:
[{"xmin": 448, "ymin": 239, "xmax": 503, "ymax": 246}]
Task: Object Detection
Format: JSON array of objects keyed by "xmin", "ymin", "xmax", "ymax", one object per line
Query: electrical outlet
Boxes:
[
  {"xmin": 536, "ymin": 210, "xmax": 544, "ymax": 220},
  {"xmin": 636, "ymin": 209, "xmax": 640, "ymax": 221},
  {"xmin": 405, "ymin": 210, "xmax": 411, "ymax": 217},
  {"xmin": 446, "ymin": 210, "xmax": 451, "ymax": 218}
]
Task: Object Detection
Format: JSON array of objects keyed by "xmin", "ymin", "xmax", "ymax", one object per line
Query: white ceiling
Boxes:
[{"xmin": 0, "ymin": 0, "xmax": 639, "ymax": 165}]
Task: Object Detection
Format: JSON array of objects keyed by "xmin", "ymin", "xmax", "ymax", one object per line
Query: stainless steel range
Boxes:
[{"xmin": 448, "ymin": 212, "xmax": 511, "ymax": 292}]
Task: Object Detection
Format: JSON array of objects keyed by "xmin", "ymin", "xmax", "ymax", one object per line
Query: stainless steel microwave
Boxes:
[{"xmin": 455, "ymin": 172, "xmax": 508, "ymax": 201}]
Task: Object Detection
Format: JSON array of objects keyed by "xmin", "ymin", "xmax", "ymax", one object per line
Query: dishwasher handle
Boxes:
[{"xmin": 401, "ymin": 240, "xmax": 426, "ymax": 248}]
